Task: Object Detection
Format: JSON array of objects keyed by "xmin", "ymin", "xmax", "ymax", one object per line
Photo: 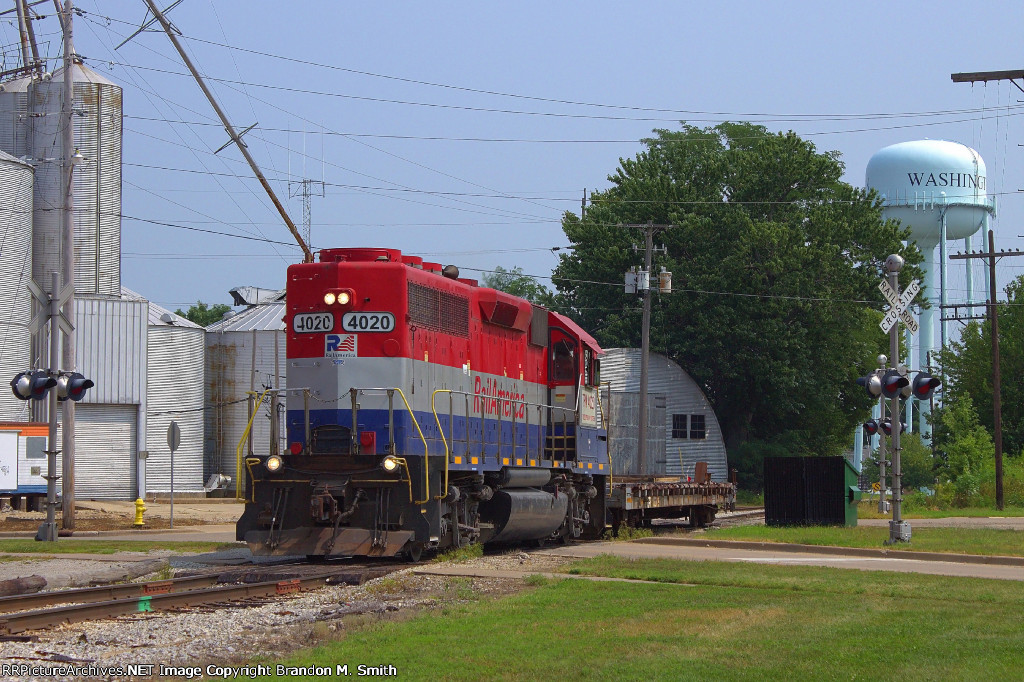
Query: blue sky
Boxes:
[{"xmin": 8, "ymin": 1, "xmax": 1023, "ymax": 322}]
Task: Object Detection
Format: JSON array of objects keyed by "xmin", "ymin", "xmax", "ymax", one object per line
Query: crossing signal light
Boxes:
[
  {"xmin": 880, "ymin": 418, "xmax": 906, "ymax": 437},
  {"xmin": 880, "ymin": 369, "xmax": 909, "ymax": 399},
  {"xmin": 56, "ymin": 372, "xmax": 94, "ymax": 402},
  {"xmin": 863, "ymin": 419, "xmax": 879, "ymax": 436},
  {"xmin": 911, "ymin": 372, "xmax": 941, "ymax": 401},
  {"xmin": 856, "ymin": 373, "xmax": 882, "ymax": 398},
  {"xmin": 10, "ymin": 370, "xmax": 56, "ymax": 401}
]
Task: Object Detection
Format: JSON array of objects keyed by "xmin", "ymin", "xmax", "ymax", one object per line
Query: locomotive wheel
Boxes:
[{"xmin": 403, "ymin": 542, "xmax": 425, "ymax": 563}]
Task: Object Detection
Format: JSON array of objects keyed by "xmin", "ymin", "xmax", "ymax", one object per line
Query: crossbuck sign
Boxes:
[{"xmin": 878, "ymin": 278, "xmax": 920, "ymax": 335}]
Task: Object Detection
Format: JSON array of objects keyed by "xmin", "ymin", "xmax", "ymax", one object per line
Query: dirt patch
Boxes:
[{"xmin": 0, "ymin": 514, "xmax": 209, "ymax": 532}]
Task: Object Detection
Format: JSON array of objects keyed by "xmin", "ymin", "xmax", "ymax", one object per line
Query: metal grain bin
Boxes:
[
  {"xmin": 29, "ymin": 62, "xmax": 122, "ymax": 297},
  {"xmin": 0, "ymin": 74, "xmax": 32, "ymax": 158},
  {"xmin": 0, "ymin": 151, "xmax": 34, "ymax": 421},
  {"xmin": 205, "ymin": 299, "xmax": 286, "ymax": 493},
  {"xmin": 600, "ymin": 348, "xmax": 728, "ymax": 480},
  {"xmin": 144, "ymin": 300, "xmax": 205, "ymax": 494},
  {"xmin": 764, "ymin": 456, "xmax": 860, "ymax": 527}
]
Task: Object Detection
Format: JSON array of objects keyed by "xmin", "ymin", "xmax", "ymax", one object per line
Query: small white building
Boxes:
[{"xmin": 600, "ymin": 348, "xmax": 729, "ymax": 481}]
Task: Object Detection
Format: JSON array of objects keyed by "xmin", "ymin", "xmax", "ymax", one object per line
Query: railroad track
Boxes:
[{"xmin": 0, "ymin": 562, "xmax": 404, "ymax": 636}]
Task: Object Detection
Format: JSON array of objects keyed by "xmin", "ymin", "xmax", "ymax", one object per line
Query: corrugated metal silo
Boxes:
[
  {"xmin": 143, "ymin": 298, "xmax": 205, "ymax": 494},
  {"xmin": 0, "ymin": 151, "xmax": 34, "ymax": 422},
  {"xmin": 601, "ymin": 348, "xmax": 729, "ymax": 481},
  {"xmin": 0, "ymin": 74, "xmax": 32, "ymax": 159},
  {"xmin": 29, "ymin": 61, "xmax": 122, "ymax": 297},
  {"xmin": 205, "ymin": 296, "xmax": 286, "ymax": 492}
]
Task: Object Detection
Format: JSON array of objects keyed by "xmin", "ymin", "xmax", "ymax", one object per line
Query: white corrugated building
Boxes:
[
  {"xmin": 600, "ymin": 348, "xmax": 729, "ymax": 481},
  {"xmin": 141, "ymin": 295, "xmax": 206, "ymax": 495},
  {"xmin": 204, "ymin": 290, "xmax": 286, "ymax": 493}
]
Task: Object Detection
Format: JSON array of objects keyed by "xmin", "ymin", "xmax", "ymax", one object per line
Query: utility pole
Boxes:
[
  {"xmin": 950, "ymin": 231, "xmax": 1024, "ymax": 510},
  {"xmin": 623, "ymin": 222, "xmax": 672, "ymax": 475},
  {"xmin": 59, "ymin": 0, "xmax": 77, "ymax": 530},
  {"xmin": 136, "ymin": 0, "xmax": 313, "ymax": 263}
]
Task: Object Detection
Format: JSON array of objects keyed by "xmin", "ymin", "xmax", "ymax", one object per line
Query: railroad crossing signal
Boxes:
[
  {"xmin": 863, "ymin": 419, "xmax": 880, "ymax": 436},
  {"xmin": 911, "ymin": 372, "xmax": 941, "ymax": 401},
  {"xmin": 856, "ymin": 372, "xmax": 882, "ymax": 398},
  {"xmin": 56, "ymin": 372, "xmax": 94, "ymax": 402},
  {"xmin": 10, "ymin": 370, "xmax": 57, "ymax": 400},
  {"xmin": 878, "ymin": 278, "xmax": 920, "ymax": 334},
  {"xmin": 880, "ymin": 369, "xmax": 910, "ymax": 399}
]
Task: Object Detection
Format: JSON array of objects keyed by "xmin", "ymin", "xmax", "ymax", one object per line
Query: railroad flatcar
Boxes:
[{"xmin": 236, "ymin": 248, "xmax": 609, "ymax": 560}]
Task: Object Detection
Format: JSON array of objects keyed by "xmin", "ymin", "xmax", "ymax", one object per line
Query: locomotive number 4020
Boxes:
[
  {"xmin": 342, "ymin": 312, "xmax": 395, "ymax": 332},
  {"xmin": 292, "ymin": 312, "xmax": 334, "ymax": 333}
]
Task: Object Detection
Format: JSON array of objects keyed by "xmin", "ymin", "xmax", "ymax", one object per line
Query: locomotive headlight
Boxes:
[
  {"xmin": 382, "ymin": 456, "xmax": 399, "ymax": 472},
  {"xmin": 323, "ymin": 292, "xmax": 336, "ymax": 306},
  {"xmin": 265, "ymin": 455, "xmax": 283, "ymax": 472},
  {"xmin": 337, "ymin": 291, "xmax": 351, "ymax": 305}
]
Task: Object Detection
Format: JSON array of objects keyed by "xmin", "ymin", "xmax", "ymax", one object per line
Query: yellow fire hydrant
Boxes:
[{"xmin": 133, "ymin": 498, "xmax": 146, "ymax": 527}]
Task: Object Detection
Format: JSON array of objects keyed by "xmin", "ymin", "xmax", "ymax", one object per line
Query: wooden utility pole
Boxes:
[
  {"xmin": 139, "ymin": 0, "xmax": 313, "ymax": 262},
  {"xmin": 950, "ymin": 231, "xmax": 1024, "ymax": 510},
  {"xmin": 59, "ymin": 0, "xmax": 76, "ymax": 530},
  {"xmin": 624, "ymin": 222, "xmax": 671, "ymax": 475}
]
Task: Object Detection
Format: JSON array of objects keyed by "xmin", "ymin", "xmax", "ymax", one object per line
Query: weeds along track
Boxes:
[{"xmin": 0, "ymin": 561, "xmax": 407, "ymax": 636}]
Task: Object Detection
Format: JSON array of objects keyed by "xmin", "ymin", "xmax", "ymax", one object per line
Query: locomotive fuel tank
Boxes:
[{"xmin": 480, "ymin": 488, "xmax": 570, "ymax": 544}]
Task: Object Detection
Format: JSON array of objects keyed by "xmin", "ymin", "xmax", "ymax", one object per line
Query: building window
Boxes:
[
  {"xmin": 672, "ymin": 414, "xmax": 688, "ymax": 439},
  {"xmin": 689, "ymin": 414, "xmax": 706, "ymax": 440},
  {"xmin": 25, "ymin": 436, "xmax": 45, "ymax": 459}
]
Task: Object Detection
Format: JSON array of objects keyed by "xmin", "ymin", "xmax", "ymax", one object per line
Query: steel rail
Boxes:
[
  {"xmin": 0, "ymin": 571, "xmax": 346, "ymax": 635},
  {"xmin": 0, "ymin": 573, "xmax": 224, "ymax": 615}
]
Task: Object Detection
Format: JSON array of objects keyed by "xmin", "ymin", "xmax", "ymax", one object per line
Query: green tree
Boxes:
[
  {"xmin": 937, "ymin": 274, "xmax": 1024, "ymax": 457},
  {"xmin": 933, "ymin": 395, "xmax": 995, "ymax": 505},
  {"xmin": 175, "ymin": 301, "xmax": 232, "ymax": 327},
  {"xmin": 481, "ymin": 266, "xmax": 557, "ymax": 306},
  {"xmin": 551, "ymin": 122, "xmax": 921, "ymax": 457},
  {"xmin": 861, "ymin": 432, "xmax": 936, "ymax": 491}
]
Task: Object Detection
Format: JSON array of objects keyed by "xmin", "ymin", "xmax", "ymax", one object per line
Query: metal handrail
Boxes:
[
  {"xmin": 235, "ymin": 389, "xmax": 270, "ymax": 501},
  {"xmin": 430, "ymin": 388, "xmax": 578, "ymax": 464},
  {"xmin": 350, "ymin": 387, "xmax": 431, "ymax": 504}
]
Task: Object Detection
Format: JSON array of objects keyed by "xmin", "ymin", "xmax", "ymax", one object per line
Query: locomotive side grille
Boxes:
[{"xmin": 408, "ymin": 282, "xmax": 469, "ymax": 337}]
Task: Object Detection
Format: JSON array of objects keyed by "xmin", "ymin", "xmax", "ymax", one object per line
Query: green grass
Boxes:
[
  {"xmin": 857, "ymin": 501, "xmax": 1024, "ymax": 519},
  {"xmin": 266, "ymin": 557, "xmax": 1024, "ymax": 680},
  {"xmin": 0, "ymin": 539, "xmax": 236, "ymax": 555},
  {"xmin": 699, "ymin": 525, "xmax": 1024, "ymax": 556}
]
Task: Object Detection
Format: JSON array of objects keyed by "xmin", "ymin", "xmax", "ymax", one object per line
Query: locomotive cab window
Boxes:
[{"xmin": 550, "ymin": 330, "xmax": 577, "ymax": 384}]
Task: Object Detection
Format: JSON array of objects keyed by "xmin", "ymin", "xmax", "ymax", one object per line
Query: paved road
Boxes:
[
  {"xmin": 540, "ymin": 538, "xmax": 1024, "ymax": 581},
  {"xmin": 858, "ymin": 516, "xmax": 1024, "ymax": 530}
]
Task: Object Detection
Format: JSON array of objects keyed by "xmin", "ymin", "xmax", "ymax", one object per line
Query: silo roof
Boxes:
[
  {"xmin": 121, "ymin": 287, "xmax": 203, "ymax": 328},
  {"xmin": 0, "ymin": 148, "xmax": 32, "ymax": 168},
  {"xmin": 53, "ymin": 61, "xmax": 117, "ymax": 86},
  {"xmin": 206, "ymin": 301, "xmax": 285, "ymax": 332}
]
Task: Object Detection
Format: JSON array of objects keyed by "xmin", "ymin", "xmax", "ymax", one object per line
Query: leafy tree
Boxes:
[
  {"xmin": 933, "ymin": 395, "xmax": 995, "ymax": 505},
  {"xmin": 551, "ymin": 122, "xmax": 922, "ymax": 458},
  {"xmin": 482, "ymin": 266, "xmax": 557, "ymax": 306},
  {"xmin": 860, "ymin": 432, "xmax": 936, "ymax": 491},
  {"xmin": 937, "ymin": 274, "xmax": 1024, "ymax": 458},
  {"xmin": 175, "ymin": 301, "xmax": 232, "ymax": 327}
]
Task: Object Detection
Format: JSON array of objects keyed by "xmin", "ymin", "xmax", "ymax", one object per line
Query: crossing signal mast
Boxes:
[{"xmin": 856, "ymin": 256, "xmax": 939, "ymax": 544}]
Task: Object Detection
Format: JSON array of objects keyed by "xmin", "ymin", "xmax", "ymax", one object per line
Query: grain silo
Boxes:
[
  {"xmin": 0, "ymin": 73, "xmax": 33, "ymax": 159},
  {"xmin": 600, "ymin": 348, "xmax": 728, "ymax": 481},
  {"xmin": 142, "ymin": 297, "xmax": 206, "ymax": 495},
  {"xmin": 0, "ymin": 150, "xmax": 34, "ymax": 422},
  {"xmin": 28, "ymin": 59, "xmax": 122, "ymax": 297},
  {"xmin": 205, "ymin": 292, "xmax": 286, "ymax": 493}
]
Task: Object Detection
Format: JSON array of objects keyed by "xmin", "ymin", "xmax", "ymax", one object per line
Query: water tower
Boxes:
[{"xmin": 866, "ymin": 140, "xmax": 995, "ymax": 438}]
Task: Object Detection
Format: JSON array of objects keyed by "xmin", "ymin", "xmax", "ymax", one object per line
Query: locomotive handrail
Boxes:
[
  {"xmin": 431, "ymin": 389, "xmax": 452, "ymax": 499},
  {"xmin": 236, "ymin": 389, "xmax": 271, "ymax": 501},
  {"xmin": 350, "ymin": 387, "xmax": 432, "ymax": 504},
  {"xmin": 429, "ymin": 388, "xmax": 579, "ymax": 466}
]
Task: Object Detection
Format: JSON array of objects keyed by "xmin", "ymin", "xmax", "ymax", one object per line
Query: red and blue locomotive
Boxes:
[{"xmin": 236, "ymin": 247, "xmax": 609, "ymax": 559}]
